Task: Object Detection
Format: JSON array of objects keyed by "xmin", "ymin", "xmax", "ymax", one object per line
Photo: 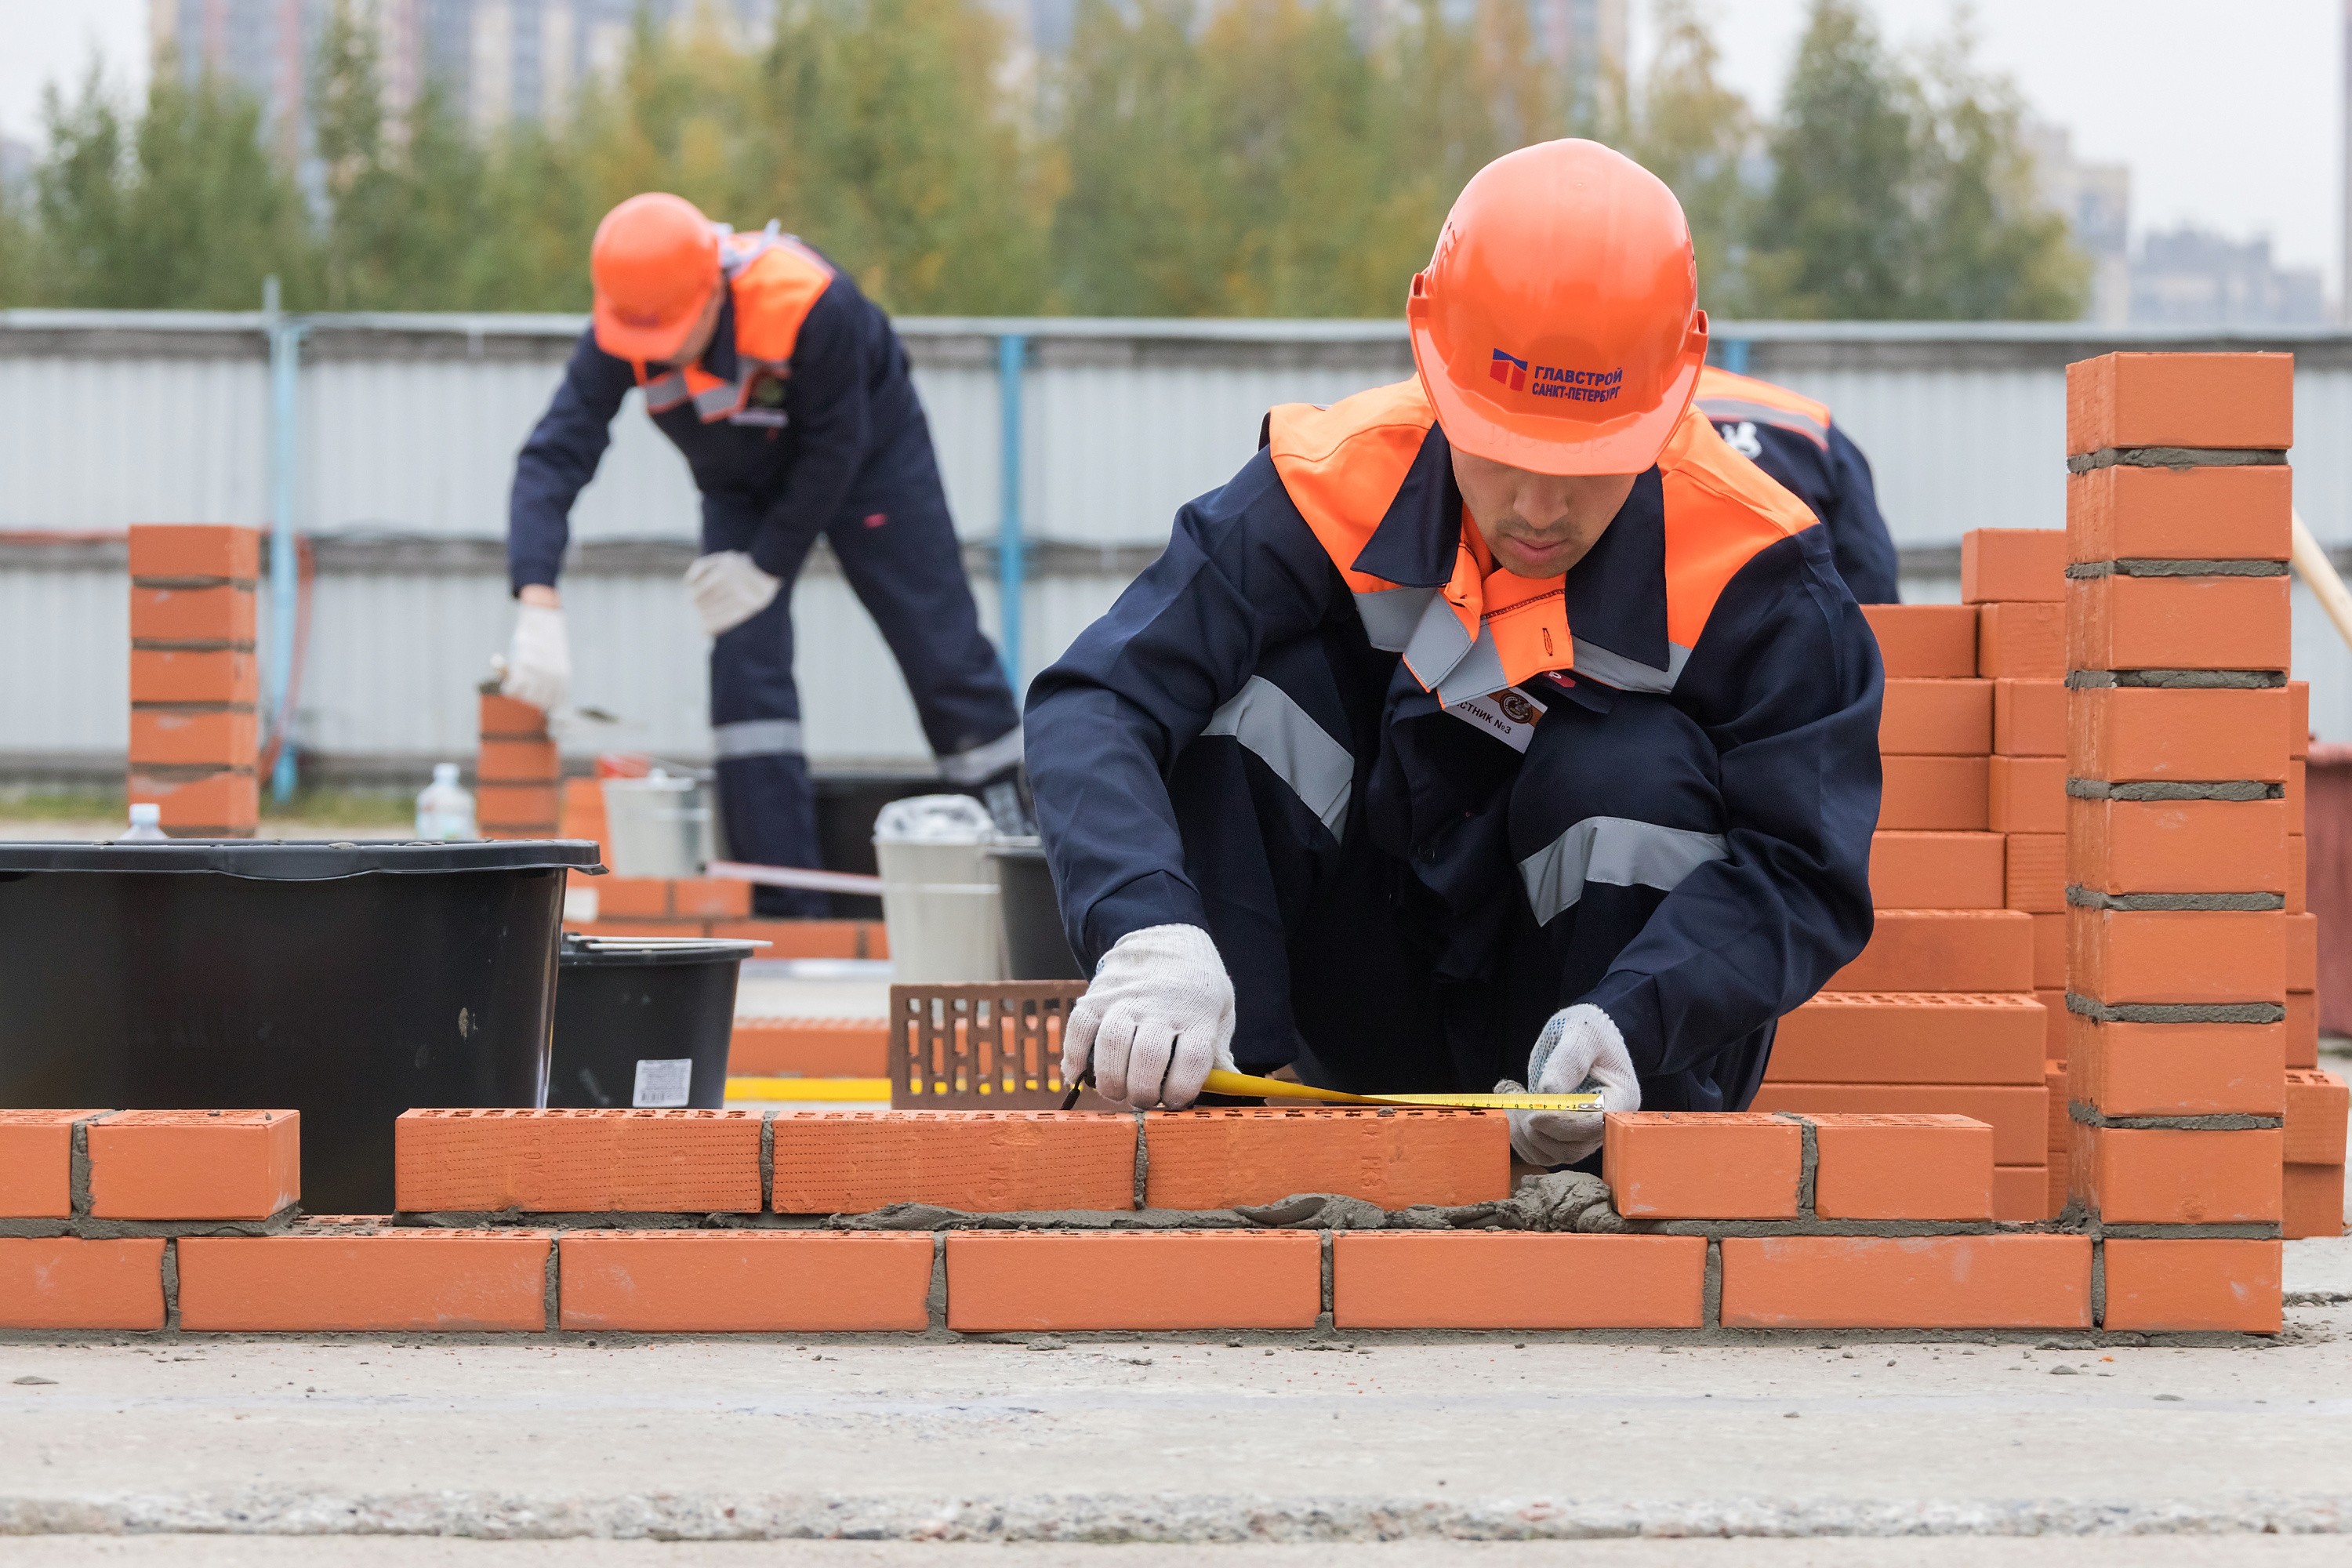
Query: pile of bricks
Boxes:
[
  {"xmin": 127, "ymin": 525, "xmax": 263, "ymax": 837},
  {"xmin": 1757, "ymin": 555, "xmax": 2053, "ymax": 1219},
  {"xmin": 2, "ymin": 1104, "xmax": 2277, "ymax": 1336},
  {"xmin": 2065, "ymin": 350, "xmax": 2341, "ymax": 1250}
]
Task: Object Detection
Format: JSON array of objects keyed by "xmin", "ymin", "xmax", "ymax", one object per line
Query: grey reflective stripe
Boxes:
[
  {"xmin": 1432, "ymin": 624, "xmax": 1509, "ymax": 709},
  {"xmin": 692, "ymin": 379, "xmax": 743, "ymax": 419},
  {"xmin": 643, "ymin": 370, "xmax": 690, "ymax": 410},
  {"xmin": 1353, "ymin": 586, "xmax": 1434, "ymax": 652},
  {"xmin": 1201, "ymin": 676, "xmax": 1352, "ymax": 836},
  {"xmin": 1697, "ymin": 396, "xmax": 1831, "ymax": 450},
  {"xmin": 713, "ymin": 718, "xmax": 804, "ymax": 759},
  {"xmin": 1519, "ymin": 816, "xmax": 1730, "ymax": 926},
  {"xmin": 1569, "ymin": 637, "xmax": 1690, "ymax": 695},
  {"xmin": 1400, "ymin": 590, "xmax": 1474, "ymax": 693},
  {"xmin": 939, "ymin": 724, "xmax": 1025, "ymax": 783}
]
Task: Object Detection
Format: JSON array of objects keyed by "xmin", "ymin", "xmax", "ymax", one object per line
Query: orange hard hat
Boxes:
[
  {"xmin": 590, "ymin": 193, "xmax": 721, "ymax": 361},
  {"xmin": 1408, "ymin": 140, "xmax": 1708, "ymax": 476}
]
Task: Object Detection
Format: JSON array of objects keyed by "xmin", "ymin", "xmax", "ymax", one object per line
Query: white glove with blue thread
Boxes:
[
  {"xmin": 1494, "ymin": 1003, "xmax": 1640, "ymax": 1167},
  {"xmin": 685, "ymin": 550, "xmax": 782, "ymax": 637},
  {"xmin": 1063, "ymin": 924, "xmax": 1236, "ymax": 1110}
]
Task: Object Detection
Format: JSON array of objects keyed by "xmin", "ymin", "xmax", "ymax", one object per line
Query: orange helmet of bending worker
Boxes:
[
  {"xmin": 1408, "ymin": 140, "xmax": 1708, "ymax": 476},
  {"xmin": 590, "ymin": 193, "xmax": 722, "ymax": 362}
]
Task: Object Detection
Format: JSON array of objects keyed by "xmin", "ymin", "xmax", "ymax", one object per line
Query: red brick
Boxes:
[
  {"xmin": 1879, "ymin": 679, "xmax": 1992, "ymax": 756},
  {"xmin": 1602, "ymin": 1112, "xmax": 1800, "ymax": 1218},
  {"xmin": 2068, "ymin": 687, "xmax": 2288, "ymax": 785},
  {"xmin": 1879, "ymin": 755, "xmax": 1989, "ymax": 831},
  {"xmin": 2289, "ymin": 835, "xmax": 2306, "ymax": 915},
  {"xmin": 2066, "ymin": 351, "xmax": 2294, "ymax": 452},
  {"xmin": 945, "ymin": 1232, "xmax": 1320, "ymax": 1332},
  {"xmin": 2284, "ymin": 1070, "xmax": 2348, "ymax": 1166},
  {"xmin": 2037, "ymin": 988, "xmax": 2067, "ymax": 1060},
  {"xmin": 1976, "ymin": 601, "xmax": 2066, "ymax": 679},
  {"xmin": 1962, "ymin": 530, "xmax": 2066, "ymax": 603},
  {"xmin": 2065, "ymin": 463, "xmax": 2291, "ymax": 563},
  {"xmin": 1767, "ymin": 993, "xmax": 2045, "ymax": 1085},
  {"xmin": 1825, "ymin": 909, "xmax": 2034, "ymax": 993},
  {"xmin": 1861, "ymin": 604, "xmax": 1976, "ymax": 678},
  {"xmin": 728, "ymin": 1017, "xmax": 890, "ymax": 1077},
  {"xmin": 129, "ymin": 768, "xmax": 258, "ymax": 834},
  {"xmin": 2068, "ymin": 575, "xmax": 2292, "ymax": 673},
  {"xmin": 477, "ymin": 693, "xmax": 548, "ymax": 739},
  {"xmin": 670, "ymin": 879, "xmax": 752, "ymax": 918},
  {"xmin": 395, "ymin": 1109, "xmax": 760, "ymax": 1214},
  {"xmin": 2067, "ymin": 797, "xmax": 2288, "ymax": 895},
  {"xmin": 477, "ymin": 739, "xmax": 559, "ymax": 783},
  {"xmin": 86, "ymin": 1109, "xmax": 298, "ymax": 1220},
  {"xmin": 1987, "ymin": 755, "xmax": 2065, "ymax": 834},
  {"xmin": 129, "ymin": 583, "xmax": 255, "ymax": 642},
  {"xmin": 2071, "ymin": 1124, "xmax": 2281, "ymax": 1223},
  {"xmin": 2004, "ymin": 833, "xmax": 2063, "ymax": 912},
  {"xmin": 560, "ymin": 777, "xmax": 608, "ymax": 848},
  {"xmin": 0, "ymin": 1110, "xmax": 107, "ymax": 1219},
  {"xmin": 128, "ymin": 524, "xmax": 262, "ymax": 580},
  {"xmin": 2031, "ymin": 911, "xmax": 2060, "ymax": 993},
  {"xmin": 1995, "ymin": 1164, "xmax": 2051, "ymax": 1221},
  {"xmin": 1748, "ymin": 1084, "xmax": 2047, "ymax": 1165},
  {"xmin": 2069, "ymin": 907, "xmax": 2285, "ymax": 1006},
  {"xmin": 1333, "ymin": 1233, "xmax": 1707, "ymax": 1329},
  {"xmin": 1144, "ymin": 1107, "xmax": 1507, "ymax": 1210},
  {"xmin": 0, "ymin": 1238, "xmax": 165, "ymax": 1330},
  {"xmin": 2046, "ymin": 1059, "xmax": 2070, "ymax": 1154},
  {"xmin": 708, "ymin": 920, "xmax": 884, "ymax": 960},
  {"xmin": 129, "ymin": 647, "xmax": 259, "ymax": 706},
  {"xmin": 2045, "ymin": 1156, "xmax": 2069, "ymax": 1220},
  {"xmin": 594, "ymin": 877, "xmax": 673, "ymax": 918},
  {"xmin": 1992, "ymin": 680, "xmax": 2065, "ymax": 756},
  {"xmin": 176, "ymin": 1230, "xmax": 550, "ymax": 1331},
  {"xmin": 2068, "ymin": 1015, "xmax": 2285, "ymax": 1116},
  {"xmin": 1868, "ymin": 832, "xmax": 2005, "ymax": 909},
  {"xmin": 771, "ymin": 1110, "xmax": 1134, "ymax": 1214},
  {"xmin": 2289, "ymin": 991, "xmax": 2318, "ymax": 1069},
  {"xmin": 1721, "ymin": 1235, "xmax": 2090, "ymax": 1330},
  {"xmin": 2290, "ymin": 759, "xmax": 2305, "ymax": 836},
  {"xmin": 558, "ymin": 1231, "xmax": 933, "ymax": 1332},
  {"xmin": 2101, "ymin": 1239, "xmax": 2281, "ymax": 1334},
  {"xmin": 2285, "ymin": 913, "xmax": 2318, "ymax": 995},
  {"xmin": 2284, "ymin": 1163, "xmax": 2345, "ymax": 1240},
  {"xmin": 128, "ymin": 708, "xmax": 257, "ymax": 767},
  {"xmin": 476, "ymin": 782, "xmax": 559, "ymax": 827},
  {"xmin": 2289, "ymin": 682, "xmax": 2309, "ymax": 758},
  {"xmin": 1811, "ymin": 1114, "xmax": 1993, "ymax": 1220}
]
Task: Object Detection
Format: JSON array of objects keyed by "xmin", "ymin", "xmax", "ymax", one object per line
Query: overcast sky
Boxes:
[{"xmin": 2, "ymin": 0, "xmax": 2341, "ymax": 296}]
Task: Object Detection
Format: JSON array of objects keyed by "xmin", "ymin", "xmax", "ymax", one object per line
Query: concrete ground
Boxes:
[{"xmin": 2, "ymin": 1250, "xmax": 2350, "ymax": 1559}]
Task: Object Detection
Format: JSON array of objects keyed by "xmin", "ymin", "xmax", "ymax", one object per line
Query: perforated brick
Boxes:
[
  {"xmin": 395, "ymin": 1109, "xmax": 760, "ymax": 1214},
  {"xmin": 1142, "ymin": 1108, "xmax": 1508, "ymax": 1211},
  {"xmin": 770, "ymin": 1110, "xmax": 1134, "ymax": 1214}
]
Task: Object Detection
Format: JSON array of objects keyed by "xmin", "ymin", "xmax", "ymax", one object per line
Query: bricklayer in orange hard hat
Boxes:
[
  {"xmin": 1408, "ymin": 140, "xmax": 1708, "ymax": 477},
  {"xmin": 591, "ymin": 193, "xmax": 722, "ymax": 361}
]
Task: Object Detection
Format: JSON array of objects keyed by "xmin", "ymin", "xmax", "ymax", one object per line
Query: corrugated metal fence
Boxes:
[{"xmin": 2, "ymin": 312, "xmax": 2345, "ymax": 780}]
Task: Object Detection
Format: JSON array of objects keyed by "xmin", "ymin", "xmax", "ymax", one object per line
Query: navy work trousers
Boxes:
[
  {"xmin": 1164, "ymin": 636, "xmax": 1775, "ymax": 1114},
  {"xmin": 703, "ymin": 426, "xmax": 1020, "ymax": 916}
]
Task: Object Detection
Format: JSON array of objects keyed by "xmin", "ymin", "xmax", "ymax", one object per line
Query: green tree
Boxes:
[{"xmin": 1599, "ymin": 0, "xmax": 1757, "ymax": 315}]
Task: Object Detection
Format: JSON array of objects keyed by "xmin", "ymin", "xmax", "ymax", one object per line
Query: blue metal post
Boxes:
[
  {"xmin": 265, "ymin": 277, "xmax": 303, "ymax": 802},
  {"xmin": 1720, "ymin": 336, "xmax": 1751, "ymax": 376},
  {"xmin": 996, "ymin": 332, "xmax": 1027, "ymax": 691}
]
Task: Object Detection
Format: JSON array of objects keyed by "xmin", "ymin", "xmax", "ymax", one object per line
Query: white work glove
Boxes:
[
  {"xmin": 1063, "ymin": 924, "xmax": 1236, "ymax": 1110},
  {"xmin": 1495, "ymin": 1003, "xmax": 1641, "ymax": 1167},
  {"xmin": 500, "ymin": 602, "xmax": 571, "ymax": 714},
  {"xmin": 685, "ymin": 550, "xmax": 782, "ymax": 637}
]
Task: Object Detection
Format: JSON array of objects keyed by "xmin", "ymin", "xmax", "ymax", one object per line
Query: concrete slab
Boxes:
[{"xmin": 1, "ymin": 1305, "xmax": 2347, "ymax": 1544}]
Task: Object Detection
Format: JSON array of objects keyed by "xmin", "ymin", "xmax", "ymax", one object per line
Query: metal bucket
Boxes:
[
  {"xmin": 600, "ymin": 771, "xmax": 715, "ymax": 879},
  {"xmin": 873, "ymin": 795, "xmax": 1004, "ymax": 983}
]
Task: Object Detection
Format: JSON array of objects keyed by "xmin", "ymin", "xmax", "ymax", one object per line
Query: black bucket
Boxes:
[
  {"xmin": 0, "ymin": 838, "xmax": 599, "ymax": 1214},
  {"xmin": 991, "ymin": 843, "xmax": 1085, "ymax": 981},
  {"xmin": 546, "ymin": 935, "xmax": 756, "ymax": 1110}
]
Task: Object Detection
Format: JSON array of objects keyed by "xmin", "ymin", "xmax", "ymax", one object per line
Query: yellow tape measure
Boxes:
[{"xmin": 1202, "ymin": 1068, "xmax": 1599, "ymax": 1112}]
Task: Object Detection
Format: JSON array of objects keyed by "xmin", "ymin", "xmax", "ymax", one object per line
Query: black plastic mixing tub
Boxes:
[
  {"xmin": 0, "ymin": 838, "xmax": 600, "ymax": 1214},
  {"xmin": 546, "ymin": 935, "xmax": 756, "ymax": 1110}
]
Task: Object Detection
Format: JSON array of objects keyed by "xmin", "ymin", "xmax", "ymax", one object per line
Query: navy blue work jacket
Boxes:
[{"xmin": 1712, "ymin": 416, "xmax": 1900, "ymax": 604}]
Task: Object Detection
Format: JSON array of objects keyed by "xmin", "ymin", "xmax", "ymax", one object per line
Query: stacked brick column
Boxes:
[
  {"xmin": 476, "ymin": 689, "xmax": 560, "ymax": 840},
  {"xmin": 1758, "ymin": 599, "xmax": 2049, "ymax": 1219},
  {"xmin": 127, "ymin": 525, "xmax": 263, "ymax": 837},
  {"xmin": 2281, "ymin": 682, "xmax": 2344, "ymax": 1235},
  {"xmin": 2063, "ymin": 351, "xmax": 2291, "ymax": 1327}
]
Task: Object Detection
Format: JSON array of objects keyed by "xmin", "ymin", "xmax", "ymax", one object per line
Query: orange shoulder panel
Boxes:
[
  {"xmin": 729, "ymin": 243, "xmax": 836, "ymax": 365},
  {"xmin": 1265, "ymin": 379, "xmax": 1436, "ymax": 590},
  {"xmin": 1657, "ymin": 406, "xmax": 1820, "ymax": 648},
  {"xmin": 1694, "ymin": 364, "xmax": 1833, "ymax": 429}
]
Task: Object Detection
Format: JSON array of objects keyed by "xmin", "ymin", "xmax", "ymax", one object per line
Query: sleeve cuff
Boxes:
[
  {"xmin": 1578, "ymin": 971, "xmax": 1664, "ymax": 1077},
  {"xmin": 1077, "ymin": 869, "xmax": 1206, "ymax": 972}
]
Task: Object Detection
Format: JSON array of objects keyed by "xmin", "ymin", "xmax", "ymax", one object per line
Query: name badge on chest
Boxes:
[{"xmin": 1444, "ymin": 685, "xmax": 1548, "ymax": 753}]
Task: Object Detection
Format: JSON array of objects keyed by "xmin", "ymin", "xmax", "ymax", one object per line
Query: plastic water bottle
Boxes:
[
  {"xmin": 414, "ymin": 763, "xmax": 477, "ymax": 840},
  {"xmin": 118, "ymin": 803, "xmax": 167, "ymax": 841}
]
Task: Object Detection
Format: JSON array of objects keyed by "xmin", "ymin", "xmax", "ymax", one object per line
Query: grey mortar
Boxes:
[
  {"xmin": 2068, "ymin": 887, "xmax": 2284, "ymax": 912},
  {"xmin": 2068, "ymin": 779, "xmax": 2280, "ymax": 801},
  {"xmin": 2067, "ymin": 993, "xmax": 2286, "ymax": 1025},
  {"xmin": 399, "ymin": 1210, "xmax": 789, "ymax": 1230},
  {"xmin": 1318, "ymin": 1230, "xmax": 1334, "ymax": 1318},
  {"xmin": 2066, "ymin": 559, "xmax": 2288, "ymax": 578},
  {"xmin": 161, "ymin": 1237, "xmax": 180, "ymax": 1331},
  {"xmin": 2067, "ymin": 670, "xmax": 2285, "ymax": 689},
  {"xmin": 2067, "ymin": 445, "xmax": 2288, "ymax": 473},
  {"xmin": 67, "ymin": 1116, "xmax": 100, "ymax": 1218},
  {"xmin": 2, "ymin": 1210, "xmax": 300, "ymax": 1243},
  {"xmin": 1769, "ymin": 1113, "xmax": 1818, "ymax": 1217},
  {"xmin": 1702, "ymin": 1240, "xmax": 1722, "ymax": 1330},
  {"xmin": 2069, "ymin": 1100, "xmax": 2281, "ymax": 1131},
  {"xmin": 542, "ymin": 1237, "xmax": 561, "ymax": 1333},
  {"xmin": 1131, "ymin": 1109, "xmax": 1149, "ymax": 1210},
  {"xmin": 923, "ymin": 1232, "xmax": 949, "ymax": 1338},
  {"xmin": 758, "ymin": 1112, "xmax": 775, "ymax": 1213},
  {"xmin": 2091, "ymin": 1237, "xmax": 2107, "ymax": 1327}
]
